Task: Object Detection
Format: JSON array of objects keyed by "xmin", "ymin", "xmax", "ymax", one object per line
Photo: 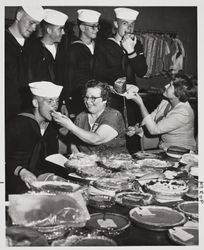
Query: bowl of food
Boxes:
[{"xmin": 145, "ymin": 179, "xmax": 189, "ymax": 200}]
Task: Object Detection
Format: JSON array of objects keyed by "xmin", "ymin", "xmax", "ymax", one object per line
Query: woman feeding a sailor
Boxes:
[
  {"xmin": 125, "ymin": 74, "xmax": 197, "ymax": 151},
  {"xmin": 52, "ymin": 79, "xmax": 127, "ymax": 154}
]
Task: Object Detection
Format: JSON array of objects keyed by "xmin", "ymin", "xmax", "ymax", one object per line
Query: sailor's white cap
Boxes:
[
  {"xmin": 29, "ymin": 81, "xmax": 63, "ymax": 98},
  {"xmin": 77, "ymin": 9, "xmax": 101, "ymax": 23},
  {"xmin": 22, "ymin": 4, "xmax": 45, "ymax": 22},
  {"xmin": 114, "ymin": 7, "xmax": 139, "ymax": 21},
  {"xmin": 44, "ymin": 9, "xmax": 68, "ymax": 26}
]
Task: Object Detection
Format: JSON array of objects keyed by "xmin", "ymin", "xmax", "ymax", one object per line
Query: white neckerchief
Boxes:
[
  {"xmin": 44, "ymin": 44, "xmax": 57, "ymax": 59},
  {"xmin": 15, "ymin": 37, "xmax": 25, "ymax": 46},
  {"xmin": 85, "ymin": 42, "xmax": 94, "ymax": 55},
  {"xmin": 108, "ymin": 37, "xmax": 121, "ymax": 46},
  {"xmin": 40, "ymin": 121, "xmax": 49, "ymax": 135}
]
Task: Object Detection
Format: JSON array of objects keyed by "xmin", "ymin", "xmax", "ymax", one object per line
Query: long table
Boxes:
[{"xmin": 6, "ymin": 150, "xmax": 198, "ymax": 246}]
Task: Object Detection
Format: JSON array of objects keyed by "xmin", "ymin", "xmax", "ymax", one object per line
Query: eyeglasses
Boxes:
[
  {"xmin": 84, "ymin": 24, "xmax": 100, "ymax": 30},
  {"xmin": 84, "ymin": 96, "xmax": 102, "ymax": 102}
]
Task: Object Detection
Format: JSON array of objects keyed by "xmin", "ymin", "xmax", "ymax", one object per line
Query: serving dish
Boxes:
[
  {"xmin": 166, "ymin": 151, "xmax": 183, "ymax": 159},
  {"xmin": 168, "ymin": 226, "xmax": 198, "ymax": 245},
  {"xmin": 115, "ymin": 191, "xmax": 153, "ymax": 207},
  {"xmin": 92, "ymin": 177, "xmax": 134, "ymax": 192},
  {"xmin": 136, "ymin": 159, "xmax": 170, "ymax": 169},
  {"xmin": 30, "ymin": 181, "xmax": 80, "ymax": 194},
  {"xmin": 133, "ymin": 151, "xmax": 161, "ymax": 159},
  {"xmin": 33, "ymin": 224, "xmax": 70, "ymax": 241},
  {"xmin": 145, "ymin": 179, "xmax": 188, "ymax": 200},
  {"xmin": 177, "ymin": 201, "xmax": 198, "ymax": 220},
  {"xmin": 129, "ymin": 206, "xmax": 186, "ymax": 231},
  {"xmin": 88, "ymin": 194, "xmax": 115, "ymax": 209}
]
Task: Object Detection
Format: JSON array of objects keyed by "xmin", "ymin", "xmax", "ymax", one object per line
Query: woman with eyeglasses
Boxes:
[
  {"xmin": 125, "ymin": 74, "xmax": 197, "ymax": 151},
  {"xmin": 52, "ymin": 79, "xmax": 128, "ymax": 154},
  {"xmin": 63, "ymin": 9, "xmax": 101, "ymax": 117}
]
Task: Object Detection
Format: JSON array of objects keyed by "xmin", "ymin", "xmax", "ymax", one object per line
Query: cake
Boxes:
[{"xmin": 113, "ymin": 77, "xmax": 126, "ymax": 94}]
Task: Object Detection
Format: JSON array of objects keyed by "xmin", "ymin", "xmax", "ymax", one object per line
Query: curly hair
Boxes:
[
  {"xmin": 83, "ymin": 79, "xmax": 112, "ymax": 105},
  {"xmin": 171, "ymin": 74, "xmax": 197, "ymax": 102}
]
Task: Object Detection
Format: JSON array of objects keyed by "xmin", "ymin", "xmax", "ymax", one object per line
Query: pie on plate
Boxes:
[
  {"xmin": 129, "ymin": 206, "xmax": 186, "ymax": 231},
  {"xmin": 145, "ymin": 179, "xmax": 188, "ymax": 200},
  {"xmin": 177, "ymin": 201, "xmax": 198, "ymax": 220},
  {"xmin": 137, "ymin": 159, "xmax": 170, "ymax": 168},
  {"xmin": 30, "ymin": 181, "xmax": 80, "ymax": 194},
  {"xmin": 115, "ymin": 191, "xmax": 153, "ymax": 207}
]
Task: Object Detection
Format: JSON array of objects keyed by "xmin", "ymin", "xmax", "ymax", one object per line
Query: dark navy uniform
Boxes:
[
  {"xmin": 24, "ymin": 37, "xmax": 66, "ymax": 85},
  {"xmin": 64, "ymin": 40, "xmax": 95, "ymax": 115},
  {"xmin": 5, "ymin": 30, "xmax": 28, "ymax": 121},
  {"xmin": 93, "ymin": 38, "xmax": 147, "ymax": 85},
  {"xmin": 5, "ymin": 111, "xmax": 61, "ymax": 197},
  {"xmin": 93, "ymin": 38, "xmax": 148, "ymax": 153}
]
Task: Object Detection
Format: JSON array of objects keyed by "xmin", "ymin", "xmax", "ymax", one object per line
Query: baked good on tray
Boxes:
[{"xmin": 113, "ymin": 77, "xmax": 126, "ymax": 94}]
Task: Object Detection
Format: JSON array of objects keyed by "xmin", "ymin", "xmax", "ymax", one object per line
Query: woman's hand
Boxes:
[
  {"xmin": 126, "ymin": 124, "xmax": 143, "ymax": 137},
  {"xmin": 60, "ymin": 104, "xmax": 69, "ymax": 117},
  {"xmin": 52, "ymin": 111, "xmax": 74, "ymax": 130},
  {"xmin": 19, "ymin": 169, "xmax": 37, "ymax": 188},
  {"xmin": 125, "ymin": 92, "xmax": 143, "ymax": 106}
]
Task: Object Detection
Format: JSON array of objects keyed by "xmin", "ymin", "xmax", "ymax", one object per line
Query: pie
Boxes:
[{"xmin": 145, "ymin": 179, "xmax": 188, "ymax": 200}]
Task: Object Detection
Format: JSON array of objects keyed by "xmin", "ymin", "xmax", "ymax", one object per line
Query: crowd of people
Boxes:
[{"xmin": 5, "ymin": 4, "xmax": 197, "ymax": 197}]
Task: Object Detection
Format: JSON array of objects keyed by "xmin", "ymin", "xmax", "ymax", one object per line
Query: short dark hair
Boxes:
[
  {"xmin": 40, "ymin": 20, "xmax": 53, "ymax": 35},
  {"xmin": 83, "ymin": 79, "xmax": 111, "ymax": 105},
  {"xmin": 172, "ymin": 74, "xmax": 197, "ymax": 102}
]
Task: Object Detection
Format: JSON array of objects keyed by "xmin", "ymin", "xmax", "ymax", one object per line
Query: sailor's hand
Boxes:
[{"xmin": 19, "ymin": 169, "xmax": 37, "ymax": 188}]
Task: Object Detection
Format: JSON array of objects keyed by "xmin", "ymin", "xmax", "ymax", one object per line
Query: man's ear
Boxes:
[
  {"xmin": 16, "ymin": 10, "xmax": 24, "ymax": 21},
  {"xmin": 32, "ymin": 98, "xmax": 39, "ymax": 108},
  {"xmin": 79, "ymin": 24, "xmax": 85, "ymax": 32},
  {"xmin": 113, "ymin": 21, "xmax": 118, "ymax": 29},
  {"xmin": 47, "ymin": 26, "xmax": 52, "ymax": 35}
]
